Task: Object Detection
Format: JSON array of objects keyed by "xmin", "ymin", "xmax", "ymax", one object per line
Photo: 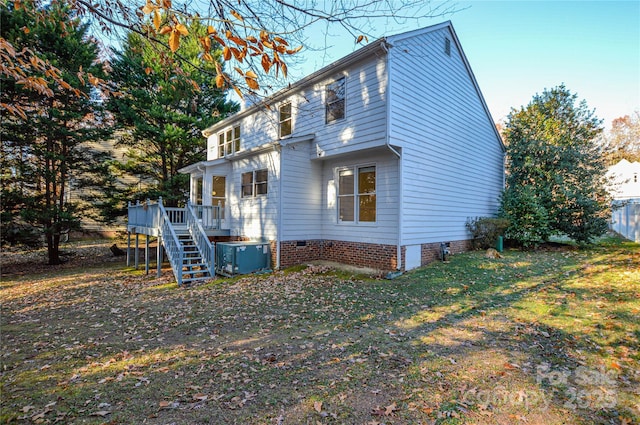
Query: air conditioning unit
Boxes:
[{"xmin": 215, "ymin": 242, "xmax": 271, "ymax": 276}]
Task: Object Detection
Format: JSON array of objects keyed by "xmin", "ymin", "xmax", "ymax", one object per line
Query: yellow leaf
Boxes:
[
  {"xmin": 200, "ymin": 36, "xmax": 211, "ymax": 51},
  {"xmin": 233, "ymin": 84, "xmax": 243, "ymax": 99},
  {"xmin": 245, "ymin": 70, "xmax": 258, "ymax": 79},
  {"xmin": 22, "ymin": 26, "xmax": 30, "ymax": 34},
  {"xmin": 203, "ymin": 52, "xmax": 213, "ymax": 62},
  {"xmin": 207, "ymin": 25, "xmax": 217, "ymax": 35},
  {"xmin": 144, "ymin": 67, "xmax": 152, "ymax": 75},
  {"xmin": 162, "ymin": 0, "xmax": 171, "ymax": 7},
  {"xmin": 159, "ymin": 401, "xmax": 170, "ymax": 408},
  {"xmin": 286, "ymin": 45, "xmax": 303, "ymax": 55},
  {"xmin": 175, "ymin": 23, "xmax": 188, "ymax": 36},
  {"xmin": 215, "ymin": 74, "xmax": 225, "ymax": 88},
  {"xmin": 234, "ymin": 67, "xmax": 244, "ymax": 76},
  {"xmin": 356, "ymin": 35, "xmax": 364, "ymax": 44},
  {"xmin": 223, "ymin": 46, "xmax": 231, "ymax": 61},
  {"xmin": 274, "ymin": 36, "xmax": 288, "ymax": 46},
  {"xmin": 142, "ymin": 1, "xmax": 154, "ymax": 15},
  {"xmin": 153, "ymin": 9, "xmax": 162, "ymax": 31},
  {"xmin": 261, "ymin": 54, "xmax": 271, "ymax": 73},
  {"xmin": 213, "ymin": 35, "xmax": 226, "ymax": 47},
  {"xmin": 313, "ymin": 401, "xmax": 323, "ymax": 413},
  {"xmin": 280, "ymin": 61, "xmax": 288, "ymax": 78},
  {"xmin": 262, "ymin": 40, "xmax": 273, "ymax": 49},
  {"xmin": 228, "ymin": 35, "xmax": 247, "ymax": 47},
  {"xmin": 159, "ymin": 25, "xmax": 172, "ymax": 35},
  {"xmin": 168, "ymin": 30, "xmax": 179, "ymax": 52},
  {"xmin": 245, "ymin": 77, "xmax": 259, "ymax": 90},
  {"xmin": 230, "ymin": 10, "xmax": 243, "ymax": 21},
  {"xmin": 246, "ymin": 35, "xmax": 257, "ymax": 43}
]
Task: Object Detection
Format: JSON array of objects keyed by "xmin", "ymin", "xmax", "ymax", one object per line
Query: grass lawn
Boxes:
[{"xmin": 1, "ymin": 237, "xmax": 638, "ymax": 424}]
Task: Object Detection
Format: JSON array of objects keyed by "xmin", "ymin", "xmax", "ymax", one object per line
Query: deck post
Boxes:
[
  {"xmin": 126, "ymin": 231, "xmax": 131, "ymax": 267},
  {"xmin": 157, "ymin": 235, "xmax": 163, "ymax": 277},
  {"xmin": 134, "ymin": 232, "xmax": 139, "ymax": 269},
  {"xmin": 145, "ymin": 234, "xmax": 150, "ymax": 275}
]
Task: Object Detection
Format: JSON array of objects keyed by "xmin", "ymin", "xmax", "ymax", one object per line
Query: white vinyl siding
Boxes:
[
  {"xmin": 280, "ymin": 142, "xmax": 323, "ymax": 240},
  {"xmin": 226, "ymin": 151, "xmax": 279, "ymax": 240},
  {"xmin": 388, "ymin": 26, "xmax": 504, "ymax": 245},
  {"xmin": 320, "ymin": 149, "xmax": 398, "ymax": 245}
]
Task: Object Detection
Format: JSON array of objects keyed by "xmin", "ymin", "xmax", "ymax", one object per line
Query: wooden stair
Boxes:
[{"xmin": 174, "ymin": 226, "xmax": 212, "ymax": 285}]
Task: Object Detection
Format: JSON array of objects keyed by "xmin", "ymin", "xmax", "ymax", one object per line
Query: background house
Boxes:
[
  {"xmin": 607, "ymin": 159, "xmax": 640, "ymax": 242},
  {"xmin": 606, "ymin": 159, "xmax": 640, "ymax": 200},
  {"xmin": 180, "ymin": 21, "xmax": 505, "ymax": 271}
]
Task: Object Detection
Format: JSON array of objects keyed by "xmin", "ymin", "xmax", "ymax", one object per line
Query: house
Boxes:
[
  {"xmin": 606, "ymin": 159, "xmax": 640, "ymax": 200},
  {"xmin": 606, "ymin": 159, "xmax": 640, "ymax": 243},
  {"xmin": 127, "ymin": 21, "xmax": 505, "ymax": 283},
  {"xmin": 177, "ymin": 20, "xmax": 505, "ymax": 273}
]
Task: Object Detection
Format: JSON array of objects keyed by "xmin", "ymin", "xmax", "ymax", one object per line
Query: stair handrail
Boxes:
[
  {"xmin": 185, "ymin": 200, "xmax": 215, "ymax": 278},
  {"xmin": 157, "ymin": 197, "xmax": 185, "ymax": 286}
]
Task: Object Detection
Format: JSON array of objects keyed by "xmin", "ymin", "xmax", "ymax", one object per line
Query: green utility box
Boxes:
[{"xmin": 215, "ymin": 242, "xmax": 271, "ymax": 276}]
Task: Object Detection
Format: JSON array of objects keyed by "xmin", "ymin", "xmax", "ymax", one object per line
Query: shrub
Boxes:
[
  {"xmin": 499, "ymin": 186, "xmax": 551, "ymax": 249},
  {"xmin": 466, "ymin": 217, "xmax": 510, "ymax": 250}
]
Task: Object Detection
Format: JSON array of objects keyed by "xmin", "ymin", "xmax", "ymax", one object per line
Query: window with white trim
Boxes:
[
  {"xmin": 241, "ymin": 169, "xmax": 268, "ymax": 198},
  {"xmin": 279, "ymin": 102, "xmax": 292, "ymax": 138},
  {"xmin": 338, "ymin": 165, "xmax": 376, "ymax": 222},
  {"xmin": 217, "ymin": 125, "xmax": 241, "ymax": 158},
  {"xmin": 211, "ymin": 175, "xmax": 226, "ymax": 218},
  {"xmin": 326, "ymin": 77, "xmax": 345, "ymax": 123}
]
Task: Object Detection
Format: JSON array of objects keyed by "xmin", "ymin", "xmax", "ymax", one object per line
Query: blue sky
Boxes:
[{"xmin": 288, "ymin": 1, "xmax": 640, "ymax": 129}]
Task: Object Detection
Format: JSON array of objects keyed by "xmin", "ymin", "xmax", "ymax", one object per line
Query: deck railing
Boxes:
[
  {"xmin": 158, "ymin": 200, "xmax": 185, "ymax": 285},
  {"xmin": 186, "ymin": 201, "xmax": 215, "ymax": 277},
  {"xmin": 194, "ymin": 204, "xmax": 222, "ymax": 230},
  {"xmin": 128, "ymin": 199, "xmax": 221, "ymax": 230},
  {"xmin": 128, "ymin": 200, "xmax": 161, "ymax": 230}
]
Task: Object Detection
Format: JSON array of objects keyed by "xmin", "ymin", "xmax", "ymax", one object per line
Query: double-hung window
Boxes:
[
  {"xmin": 325, "ymin": 77, "xmax": 345, "ymax": 123},
  {"xmin": 279, "ymin": 102, "xmax": 292, "ymax": 138},
  {"xmin": 338, "ymin": 165, "xmax": 376, "ymax": 223},
  {"xmin": 218, "ymin": 125, "xmax": 241, "ymax": 158},
  {"xmin": 241, "ymin": 169, "xmax": 268, "ymax": 198}
]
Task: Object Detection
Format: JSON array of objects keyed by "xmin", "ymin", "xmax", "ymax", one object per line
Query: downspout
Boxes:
[
  {"xmin": 276, "ymin": 143, "xmax": 282, "ymax": 269},
  {"xmin": 381, "ymin": 41, "xmax": 402, "ymax": 271}
]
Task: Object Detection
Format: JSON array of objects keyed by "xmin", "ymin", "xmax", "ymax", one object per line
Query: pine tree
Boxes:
[
  {"xmin": 107, "ymin": 25, "xmax": 238, "ymax": 207},
  {"xmin": 1, "ymin": 1, "xmax": 111, "ymax": 263}
]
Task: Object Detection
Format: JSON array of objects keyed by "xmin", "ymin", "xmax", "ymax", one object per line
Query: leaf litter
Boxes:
[{"xmin": 1, "ymin": 238, "xmax": 638, "ymax": 424}]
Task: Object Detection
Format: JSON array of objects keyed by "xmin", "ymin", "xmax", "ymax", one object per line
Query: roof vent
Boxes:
[{"xmin": 445, "ymin": 37, "xmax": 451, "ymax": 56}]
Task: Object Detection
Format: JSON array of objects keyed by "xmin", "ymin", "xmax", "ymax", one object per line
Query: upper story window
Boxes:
[
  {"xmin": 279, "ymin": 102, "xmax": 292, "ymax": 138},
  {"xmin": 338, "ymin": 165, "xmax": 376, "ymax": 223},
  {"xmin": 326, "ymin": 77, "xmax": 345, "ymax": 123},
  {"xmin": 217, "ymin": 125, "xmax": 241, "ymax": 158},
  {"xmin": 241, "ymin": 169, "xmax": 268, "ymax": 198}
]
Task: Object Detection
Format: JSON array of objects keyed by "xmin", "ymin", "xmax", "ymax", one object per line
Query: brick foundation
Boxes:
[
  {"xmin": 421, "ymin": 239, "xmax": 472, "ymax": 265},
  {"xmin": 211, "ymin": 237, "xmax": 473, "ymax": 271},
  {"xmin": 279, "ymin": 239, "xmax": 397, "ymax": 270}
]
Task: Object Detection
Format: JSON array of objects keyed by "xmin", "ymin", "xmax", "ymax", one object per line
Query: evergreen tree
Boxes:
[
  {"xmin": 0, "ymin": 1, "xmax": 112, "ymax": 263},
  {"xmin": 501, "ymin": 85, "xmax": 611, "ymax": 245},
  {"xmin": 107, "ymin": 25, "xmax": 238, "ymax": 208}
]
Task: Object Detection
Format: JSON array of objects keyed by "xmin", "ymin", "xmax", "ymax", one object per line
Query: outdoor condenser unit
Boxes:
[{"xmin": 215, "ymin": 242, "xmax": 271, "ymax": 276}]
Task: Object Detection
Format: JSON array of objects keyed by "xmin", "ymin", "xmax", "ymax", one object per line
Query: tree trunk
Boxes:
[{"xmin": 46, "ymin": 233, "xmax": 62, "ymax": 265}]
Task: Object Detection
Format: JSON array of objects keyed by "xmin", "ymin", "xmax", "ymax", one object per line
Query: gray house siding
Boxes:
[{"xmin": 387, "ymin": 25, "xmax": 504, "ymax": 248}]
